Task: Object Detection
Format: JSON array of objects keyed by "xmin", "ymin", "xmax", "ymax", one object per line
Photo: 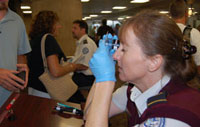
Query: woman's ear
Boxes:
[{"xmin": 147, "ymin": 54, "xmax": 163, "ymax": 72}]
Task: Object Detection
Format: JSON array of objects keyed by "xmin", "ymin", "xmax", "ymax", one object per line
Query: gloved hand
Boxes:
[
  {"xmin": 89, "ymin": 39, "xmax": 116, "ymax": 83},
  {"xmin": 102, "ymin": 33, "xmax": 119, "ymax": 55}
]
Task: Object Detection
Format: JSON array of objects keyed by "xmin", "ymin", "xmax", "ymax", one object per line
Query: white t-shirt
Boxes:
[
  {"xmin": 177, "ymin": 23, "xmax": 200, "ymax": 66},
  {"xmin": 112, "ymin": 76, "xmax": 190, "ymax": 127}
]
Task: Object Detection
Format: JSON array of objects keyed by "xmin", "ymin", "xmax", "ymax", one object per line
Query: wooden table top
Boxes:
[{"xmin": 0, "ymin": 92, "xmax": 83, "ymax": 127}]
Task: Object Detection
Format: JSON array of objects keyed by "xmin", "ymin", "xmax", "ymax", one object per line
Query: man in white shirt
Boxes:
[
  {"xmin": 69, "ymin": 20, "xmax": 97, "ymax": 103},
  {"xmin": 169, "ymin": 0, "xmax": 200, "ymax": 75}
]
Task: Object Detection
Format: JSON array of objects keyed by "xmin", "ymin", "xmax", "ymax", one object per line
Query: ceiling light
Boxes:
[
  {"xmin": 188, "ymin": 9, "xmax": 193, "ymax": 16},
  {"xmin": 20, "ymin": 6, "xmax": 31, "ymax": 9},
  {"xmin": 81, "ymin": 0, "xmax": 90, "ymax": 2},
  {"xmin": 126, "ymin": 16, "xmax": 131, "ymax": 19},
  {"xmin": 118, "ymin": 17, "xmax": 124, "ymax": 20},
  {"xmin": 23, "ymin": 11, "xmax": 32, "ymax": 14},
  {"xmin": 112, "ymin": 6, "xmax": 127, "ymax": 10},
  {"xmin": 159, "ymin": 11, "xmax": 169, "ymax": 14},
  {"xmin": 130, "ymin": 0, "xmax": 149, "ymax": 3},
  {"xmin": 90, "ymin": 15, "xmax": 98, "ymax": 17},
  {"xmin": 101, "ymin": 11, "xmax": 112, "ymax": 13},
  {"xmin": 84, "ymin": 16, "xmax": 91, "ymax": 19}
]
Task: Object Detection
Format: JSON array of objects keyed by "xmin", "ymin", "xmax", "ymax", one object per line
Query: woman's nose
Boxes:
[{"xmin": 113, "ymin": 49, "xmax": 120, "ymax": 61}]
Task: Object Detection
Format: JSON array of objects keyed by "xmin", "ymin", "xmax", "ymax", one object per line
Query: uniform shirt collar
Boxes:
[
  {"xmin": 77, "ymin": 34, "xmax": 88, "ymax": 44},
  {"xmin": 130, "ymin": 75, "xmax": 170, "ymax": 116}
]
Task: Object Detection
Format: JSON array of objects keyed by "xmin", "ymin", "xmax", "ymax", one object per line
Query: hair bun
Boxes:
[{"xmin": 183, "ymin": 40, "xmax": 197, "ymax": 59}]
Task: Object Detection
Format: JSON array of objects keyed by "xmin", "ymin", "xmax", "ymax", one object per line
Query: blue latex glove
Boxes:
[
  {"xmin": 102, "ymin": 33, "xmax": 119, "ymax": 54},
  {"xmin": 103, "ymin": 33, "xmax": 113, "ymax": 50},
  {"xmin": 89, "ymin": 39, "xmax": 116, "ymax": 83}
]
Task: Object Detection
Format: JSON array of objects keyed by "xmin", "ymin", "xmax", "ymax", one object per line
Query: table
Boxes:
[{"xmin": 0, "ymin": 92, "xmax": 83, "ymax": 127}]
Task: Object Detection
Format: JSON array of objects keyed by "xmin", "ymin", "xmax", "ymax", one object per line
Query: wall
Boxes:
[{"xmin": 24, "ymin": 0, "xmax": 82, "ymax": 56}]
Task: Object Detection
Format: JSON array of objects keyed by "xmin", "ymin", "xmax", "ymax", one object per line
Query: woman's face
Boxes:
[
  {"xmin": 52, "ymin": 22, "xmax": 61, "ymax": 36},
  {"xmin": 113, "ymin": 28, "xmax": 150, "ymax": 84}
]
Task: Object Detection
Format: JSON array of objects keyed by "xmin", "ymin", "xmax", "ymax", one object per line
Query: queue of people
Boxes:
[{"xmin": 1, "ymin": 0, "xmax": 200, "ymax": 126}]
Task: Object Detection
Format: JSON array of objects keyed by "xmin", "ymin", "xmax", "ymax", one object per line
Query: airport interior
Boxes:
[{"xmin": 1, "ymin": 0, "xmax": 200, "ymax": 126}]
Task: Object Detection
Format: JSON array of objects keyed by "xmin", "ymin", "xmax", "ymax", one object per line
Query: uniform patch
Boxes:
[
  {"xmin": 82, "ymin": 47, "xmax": 89, "ymax": 54},
  {"xmin": 83, "ymin": 40, "xmax": 88, "ymax": 44},
  {"xmin": 147, "ymin": 92, "xmax": 167, "ymax": 108},
  {"xmin": 143, "ymin": 117, "xmax": 165, "ymax": 127}
]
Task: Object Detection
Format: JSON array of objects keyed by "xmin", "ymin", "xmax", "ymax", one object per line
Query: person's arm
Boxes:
[
  {"xmin": 85, "ymin": 37, "xmax": 117, "ymax": 126},
  {"xmin": 47, "ymin": 55, "xmax": 88, "ymax": 77},
  {"xmin": 84, "ymin": 82, "xmax": 96, "ymax": 120},
  {"xmin": 86, "ymin": 81, "xmax": 115, "ymax": 127},
  {"xmin": 84, "ymin": 83, "xmax": 126, "ymax": 120}
]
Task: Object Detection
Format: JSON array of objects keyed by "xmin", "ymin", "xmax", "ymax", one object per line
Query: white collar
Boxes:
[
  {"xmin": 130, "ymin": 75, "xmax": 170, "ymax": 116},
  {"xmin": 77, "ymin": 34, "xmax": 88, "ymax": 44}
]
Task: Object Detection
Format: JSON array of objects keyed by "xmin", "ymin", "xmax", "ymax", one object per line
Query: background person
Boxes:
[
  {"xmin": 0, "ymin": 0, "xmax": 31, "ymax": 107},
  {"xmin": 88, "ymin": 26, "xmax": 96, "ymax": 42},
  {"xmin": 169, "ymin": 0, "xmax": 200, "ymax": 75},
  {"xmin": 27, "ymin": 11, "xmax": 87, "ymax": 98},
  {"xmin": 96, "ymin": 19, "xmax": 114, "ymax": 46},
  {"xmin": 85, "ymin": 10, "xmax": 200, "ymax": 127},
  {"xmin": 114, "ymin": 23, "xmax": 120, "ymax": 36},
  {"xmin": 68, "ymin": 20, "xmax": 97, "ymax": 103},
  {"xmin": 197, "ymin": 24, "xmax": 200, "ymax": 32}
]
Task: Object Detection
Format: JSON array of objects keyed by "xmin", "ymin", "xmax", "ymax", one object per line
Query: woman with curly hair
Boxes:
[{"xmin": 27, "ymin": 10, "xmax": 87, "ymax": 98}]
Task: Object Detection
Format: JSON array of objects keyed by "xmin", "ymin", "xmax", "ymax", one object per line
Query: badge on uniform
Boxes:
[
  {"xmin": 143, "ymin": 117, "xmax": 165, "ymax": 127},
  {"xmin": 83, "ymin": 40, "xmax": 88, "ymax": 44},
  {"xmin": 82, "ymin": 47, "xmax": 89, "ymax": 54}
]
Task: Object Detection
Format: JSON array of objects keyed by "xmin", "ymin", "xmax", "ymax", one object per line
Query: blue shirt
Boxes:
[{"xmin": 0, "ymin": 8, "xmax": 31, "ymax": 106}]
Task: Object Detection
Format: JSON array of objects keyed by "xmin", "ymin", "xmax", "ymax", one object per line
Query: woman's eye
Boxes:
[{"xmin": 121, "ymin": 49, "xmax": 126, "ymax": 52}]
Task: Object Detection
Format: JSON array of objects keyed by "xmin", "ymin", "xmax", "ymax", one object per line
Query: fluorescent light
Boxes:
[
  {"xmin": 81, "ymin": 0, "xmax": 89, "ymax": 2},
  {"xmin": 20, "ymin": 6, "xmax": 31, "ymax": 9},
  {"xmin": 188, "ymin": 9, "xmax": 193, "ymax": 16},
  {"xmin": 126, "ymin": 16, "xmax": 131, "ymax": 19},
  {"xmin": 23, "ymin": 11, "xmax": 32, "ymax": 14},
  {"xmin": 188, "ymin": 7, "xmax": 194, "ymax": 10},
  {"xmin": 159, "ymin": 11, "xmax": 169, "ymax": 14},
  {"xmin": 118, "ymin": 17, "xmax": 124, "ymax": 20},
  {"xmin": 101, "ymin": 11, "xmax": 112, "ymax": 13},
  {"xmin": 89, "ymin": 15, "xmax": 98, "ymax": 17},
  {"xmin": 112, "ymin": 6, "xmax": 127, "ymax": 10},
  {"xmin": 130, "ymin": 0, "xmax": 149, "ymax": 3},
  {"xmin": 84, "ymin": 16, "xmax": 91, "ymax": 19}
]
